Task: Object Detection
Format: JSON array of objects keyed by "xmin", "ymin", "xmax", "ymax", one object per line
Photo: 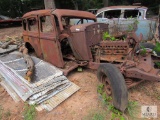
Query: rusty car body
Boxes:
[
  {"xmin": 96, "ymin": 6, "xmax": 157, "ymax": 40},
  {"xmin": 22, "ymin": 9, "xmax": 160, "ymax": 112}
]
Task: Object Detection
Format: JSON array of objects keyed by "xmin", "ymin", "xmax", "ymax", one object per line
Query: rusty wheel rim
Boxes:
[{"xmin": 101, "ymin": 74, "xmax": 111, "ymax": 96}]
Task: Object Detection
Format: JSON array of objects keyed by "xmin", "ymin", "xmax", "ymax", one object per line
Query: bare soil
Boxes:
[{"xmin": 0, "ymin": 27, "xmax": 160, "ymax": 120}]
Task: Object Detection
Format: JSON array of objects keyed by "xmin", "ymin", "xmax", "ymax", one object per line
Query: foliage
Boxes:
[
  {"xmin": 126, "ymin": 101, "xmax": 138, "ymax": 117},
  {"xmin": 83, "ymin": 109, "xmax": 106, "ymax": 120},
  {"xmin": 154, "ymin": 42, "xmax": 160, "ymax": 53},
  {"xmin": 127, "ymin": 18, "xmax": 139, "ymax": 32},
  {"xmin": 155, "ymin": 62, "xmax": 160, "ymax": 68},
  {"xmin": 102, "ymin": 32, "xmax": 116, "ymax": 41},
  {"xmin": 97, "ymin": 84, "xmax": 104, "ymax": 95},
  {"xmin": 140, "ymin": 45, "xmax": 147, "ymax": 56},
  {"xmin": 23, "ymin": 103, "xmax": 37, "ymax": 120}
]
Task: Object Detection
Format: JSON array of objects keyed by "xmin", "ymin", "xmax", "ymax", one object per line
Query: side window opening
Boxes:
[
  {"xmin": 27, "ymin": 17, "xmax": 38, "ymax": 31},
  {"xmin": 124, "ymin": 10, "xmax": 139, "ymax": 18},
  {"xmin": 104, "ymin": 10, "xmax": 121, "ymax": 19},
  {"xmin": 97, "ymin": 12, "xmax": 103, "ymax": 18},
  {"xmin": 40, "ymin": 16, "xmax": 53, "ymax": 33},
  {"xmin": 23, "ymin": 19, "xmax": 27, "ymax": 31}
]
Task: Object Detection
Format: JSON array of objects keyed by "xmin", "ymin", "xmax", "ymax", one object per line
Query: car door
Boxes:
[
  {"xmin": 39, "ymin": 14, "xmax": 64, "ymax": 68},
  {"xmin": 27, "ymin": 16, "xmax": 42, "ymax": 57}
]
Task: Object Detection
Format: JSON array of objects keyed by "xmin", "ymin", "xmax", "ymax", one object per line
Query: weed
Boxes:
[
  {"xmin": 97, "ymin": 84, "xmax": 112, "ymax": 105},
  {"xmin": 127, "ymin": 18, "xmax": 139, "ymax": 32},
  {"xmin": 103, "ymin": 32, "xmax": 111, "ymax": 40},
  {"xmin": 102, "ymin": 32, "xmax": 116, "ymax": 41},
  {"xmin": 108, "ymin": 104, "xmax": 125, "ymax": 120},
  {"xmin": 102, "ymin": 92, "xmax": 112, "ymax": 105},
  {"xmin": 4, "ymin": 109, "xmax": 11, "ymax": 118},
  {"xmin": 154, "ymin": 42, "xmax": 160, "ymax": 53},
  {"xmin": 97, "ymin": 84, "xmax": 104, "ymax": 95},
  {"xmin": 126, "ymin": 101, "xmax": 138, "ymax": 118},
  {"xmin": 83, "ymin": 109, "xmax": 106, "ymax": 120},
  {"xmin": 155, "ymin": 62, "xmax": 160, "ymax": 68},
  {"xmin": 140, "ymin": 45, "xmax": 147, "ymax": 56},
  {"xmin": 23, "ymin": 103, "xmax": 37, "ymax": 120}
]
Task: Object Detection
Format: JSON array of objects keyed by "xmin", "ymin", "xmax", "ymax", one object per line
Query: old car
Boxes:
[
  {"xmin": 96, "ymin": 6, "xmax": 157, "ymax": 40},
  {"xmin": 0, "ymin": 15, "xmax": 22, "ymax": 27},
  {"xmin": 22, "ymin": 9, "xmax": 160, "ymax": 112}
]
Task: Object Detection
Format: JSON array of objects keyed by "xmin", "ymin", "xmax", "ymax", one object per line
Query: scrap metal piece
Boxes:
[{"xmin": 0, "ymin": 45, "xmax": 18, "ymax": 55}]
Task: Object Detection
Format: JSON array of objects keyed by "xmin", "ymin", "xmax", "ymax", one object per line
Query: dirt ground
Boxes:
[{"xmin": 0, "ymin": 27, "xmax": 160, "ymax": 120}]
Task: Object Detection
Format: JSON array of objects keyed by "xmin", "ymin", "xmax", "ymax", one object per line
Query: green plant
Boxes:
[
  {"xmin": 103, "ymin": 32, "xmax": 111, "ymax": 40},
  {"xmin": 108, "ymin": 104, "xmax": 125, "ymax": 120},
  {"xmin": 154, "ymin": 42, "xmax": 160, "ymax": 53},
  {"xmin": 83, "ymin": 110, "xmax": 107, "ymax": 120},
  {"xmin": 126, "ymin": 101, "xmax": 138, "ymax": 118},
  {"xmin": 102, "ymin": 32, "xmax": 116, "ymax": 41},
  {"xmin": 102, "ymin": 92, "xmax": 112, "ymax": 105},
  {"xmin": 155, "ymin": 62, "xmax": 160, "ymax": 68},
  {"xmin": 4, "ymin": 109, "xmax": 11, "ymax": 118},
  {"xmin": 97, "ymin": 84, "xmax": 104, "ymax": 95},
  {"xmin": 140, "ymin": 45, "xmax": 147, "ymax": 56},
  {"xmin": 23, "ymin": 103, "xmax": 37, "ymax": 120},
  {"xmin": 127, "ymin": 18, "xmax": 139, "ymax": 32}
]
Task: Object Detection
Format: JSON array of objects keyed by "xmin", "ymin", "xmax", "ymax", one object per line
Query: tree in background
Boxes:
[
  {"xmin": 103, "ymin": 0, "xmax": 109, "ymax": 7},
  {"xmin": 0, "ymin": 0, "xmax": 160, "ymax": 18},
  {"xmin": 44, "ymin": 0, "xmax": 56, "ymax": 9}
]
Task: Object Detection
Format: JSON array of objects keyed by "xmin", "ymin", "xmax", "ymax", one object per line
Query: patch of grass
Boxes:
[
  {"xmin": 108, "ymin": 104, "xmax": 125, "ymax": 120},
  {"xmin": 97, "ymin": 84, "xmax": 104, "ymax": 95},
  {"xmin": 0, "ymin": 105, "xmax": 3, "ymax": 120},
  {"xmin": 23, "ymin": 103, "xmax": 37, "ymax": 120},
  {"xmin": 83, "ymin": 109, "xmax": 107, "ymax": 120},
  {"xmin": 4, "ymin": 109, "xmax": 11, "ymax": 118},
  {"xmin": 126, "ymin": 101, "xmax": 138, "ymax": 118}
]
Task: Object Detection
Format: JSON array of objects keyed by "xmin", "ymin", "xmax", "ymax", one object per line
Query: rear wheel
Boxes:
[{"xmin": 97, "ymin": 63, "xmax": 128, "ymax": 112}]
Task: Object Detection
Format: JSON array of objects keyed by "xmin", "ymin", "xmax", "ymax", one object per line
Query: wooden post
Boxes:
[{"xmin": 44, "ymin": 0, "xmax": 56, "ymax": 9}]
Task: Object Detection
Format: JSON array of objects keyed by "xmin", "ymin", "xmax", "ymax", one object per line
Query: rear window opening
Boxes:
[{"xmin": 124, "ymin": 10, "xmax": 139, "ymax": 18}]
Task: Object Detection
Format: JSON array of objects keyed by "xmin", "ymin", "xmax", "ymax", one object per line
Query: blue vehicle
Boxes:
[{"xmin": 96, "ymin": 6, "xmax": 157, "ymax": 40}]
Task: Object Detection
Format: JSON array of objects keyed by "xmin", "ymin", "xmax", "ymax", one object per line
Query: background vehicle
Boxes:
[
  {"xmin": 96, "ymin": 6, "xmax": 157, "ymax": 40},
  {"xmin": 0, "ymin": 15, "xmax": 22, "ymax": 27}
]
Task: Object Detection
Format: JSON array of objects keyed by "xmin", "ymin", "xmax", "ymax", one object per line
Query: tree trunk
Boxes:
[
  {"xmin": 44, "ymin": 0, "xmax": 56, "ymax": 9},
  {"xmin": 103, "ymin": 0, "xmax": 109, "ymax": 7}
]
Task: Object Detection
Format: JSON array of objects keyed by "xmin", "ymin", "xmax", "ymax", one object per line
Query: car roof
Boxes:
[
  {"xmin": 23, "ymin": 9, "xmax": 96, "ymax": 20},
  {"xmin": 97, "ymin": 6, "xmax": 147, "ymax": 13}
]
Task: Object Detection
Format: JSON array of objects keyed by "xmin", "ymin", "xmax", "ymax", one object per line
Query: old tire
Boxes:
[
  {"xmin": 97, "ymin": 63, "xmax": 128, "ymax": 112},
  {"xmin": 136, "ymin": 43, "xmax": 160, "ymax": 57}
]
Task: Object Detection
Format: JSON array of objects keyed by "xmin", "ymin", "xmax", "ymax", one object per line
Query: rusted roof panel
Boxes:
[
  {"xmin": 23, "ymin": 9, "xmax": 52, "ymax": 18},
  {"xmin": 23, "ymin": 9, "xmax": 96, "ymax": 20},
  {"xmin": 53, "ymin": 9, "xmax": 96, "ymax": 19}
]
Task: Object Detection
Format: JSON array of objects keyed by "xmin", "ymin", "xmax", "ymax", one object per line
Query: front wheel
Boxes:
[{"xmin": 97, "ymin": 63, "xmax": 128, "ymax": 112}]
